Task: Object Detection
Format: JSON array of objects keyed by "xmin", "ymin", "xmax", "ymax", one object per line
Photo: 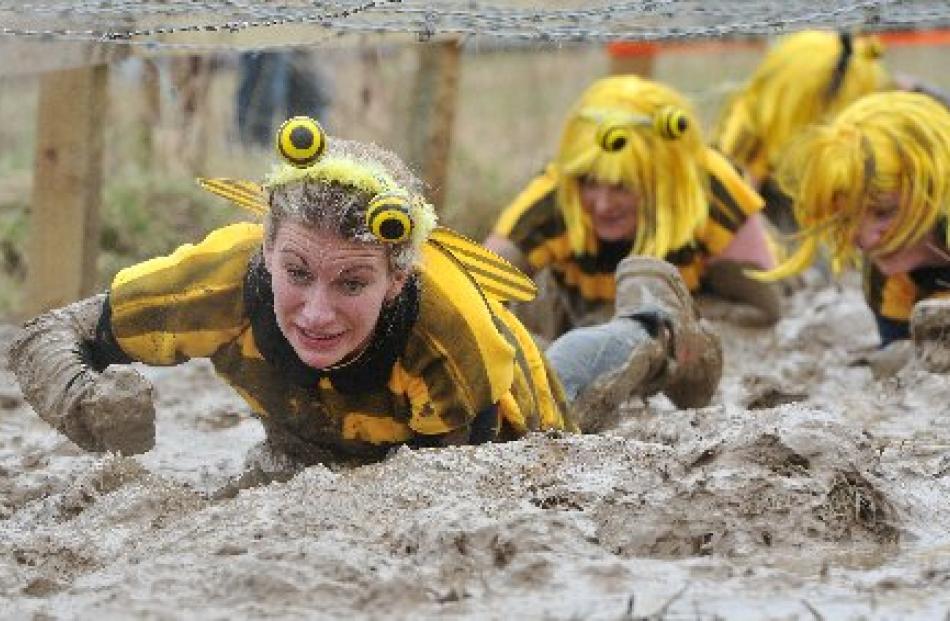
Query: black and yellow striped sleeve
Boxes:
[
  {"xmin": 108, "ymin": 223, "xmax": 262, "ymax": 365},
  {"xmin": 488, "ymin": 299, "xmax": 574, "ymax": 433},
  {"xmin": 696, "ymin": 148, "xmax": 765, "ymax": 257},
  {"xmin": 863, "ymin": 261, "xmax": 915, "ymax": 345},
  {"xmin": 863, "ymin": 261, "xmax": 916, "ymax": 323},
  {"xmin": 862, "ymin": 260, "xmax": 950, "ymax": 346},
  {"xmin": 493, "ymin": 166, "xmax": 572, "ymax": 271}
]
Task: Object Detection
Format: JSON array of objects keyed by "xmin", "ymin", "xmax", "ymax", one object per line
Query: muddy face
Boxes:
[
  {"xmin": 263, "ymin": 222, "xmax": 407, "ymax": 370},
  {"xmin": 579, "ymin": 178, "xmax": 640, "ymax": 241},
  {"xmin": 854, "ymin": 193, "xmax": 950, "ymax": 276}
]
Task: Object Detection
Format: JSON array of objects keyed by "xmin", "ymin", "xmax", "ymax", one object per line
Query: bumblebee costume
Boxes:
[
  {"xmin": 97, "ymin": 222, "xmax": 570, "ymax": 461},
  {"xmin": 863, "ymin": 249, "xmax": 950, "ymax": 346},
  {"xmin": 488, "ymin": 76, "xmax": 780, "ymax": 338},
  {"xmin": 714, "ymin": 31, "xmax": 887, "ymax": 232},
  {"xmin": 493, "ymin": 148, "xmax": 765, "ymax": 329},
  {"xmin": 755, "ymin": 91, "xmax": 950, "ymax": 371},
  {"xmin": 9, "ymin": 117, "xmax": 572, "ymax": 463},
  {"xmin": 483, "ymin": 77, "xmax": 731, "ymax": 415}
]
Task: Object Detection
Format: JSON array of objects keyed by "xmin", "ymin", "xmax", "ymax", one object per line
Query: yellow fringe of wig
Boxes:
[
  {"xmin": 755, "ymin": 90, "xmax": 950, "ymax": 281},
  {"xmin": 556, "ymin": 75, "xmax": 707, "ymax": 259},
  {"xmin": 263, "ymin": 154, "xmax": 438, "ymax": 258},
  {"xmin": 715, "ymin": 30, "xmax": 888, "ymax": 181}
]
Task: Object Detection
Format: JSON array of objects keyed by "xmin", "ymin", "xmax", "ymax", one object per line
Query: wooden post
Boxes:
[
  {"xmin": 168, "ymin": 55, "xmax": 214, "ymax": 175},
  {"xmin": 24, "ymin": 65, "xmax": 108, "ymax": 316},
  {"xmin": 406, "ymin": 40, "xmax": 461, "ymax": 212},
  {"xmin": 132, "ymin": 59, "xmax": 161, "ymax": 171}
]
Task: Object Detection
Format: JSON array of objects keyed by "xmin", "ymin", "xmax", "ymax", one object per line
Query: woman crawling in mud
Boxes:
[
  {"xmin": 484, "ymin": 75, "xmax": 780, "ymax": 418},
  {"xmin": 756, "ymin": 90, "xmax": 950, "ymax": 374},
  {"xmin": 714, "ymin": 30, "xmax": 888, "ymax": 232},
  {"xmin": 9, "ymin": 116, "xmax": 721, "ymax": 474}
]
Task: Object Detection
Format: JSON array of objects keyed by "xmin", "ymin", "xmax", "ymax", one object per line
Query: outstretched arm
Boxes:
[
  {"xmin": 9, "ymin": 294, "xmax": 156, "ymax": 454},
  {"xmin": 708, "ymin": 213, "xmax": 776, "ymax": 270},
  {"xmin": 705, "ymin": 214, "xmax": 783, "ymax": 326}
]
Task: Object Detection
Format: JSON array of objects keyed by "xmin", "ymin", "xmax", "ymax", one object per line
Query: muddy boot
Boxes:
[
  {"xmin": 911, "ymin": 298, "xmax": 950, "ymax": 373},
  {"xmin": 550, "ymin": 258, "xmax": 723, "ymax": 431},
  {"xmin": 614, "ymin": 256, "xmax": 723, "ymax": 409}
]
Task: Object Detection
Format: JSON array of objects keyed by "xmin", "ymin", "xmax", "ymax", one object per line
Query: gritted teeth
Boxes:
[{"xmin": 300, "ymin": 327, "xmax": 345, "ymax": 340}]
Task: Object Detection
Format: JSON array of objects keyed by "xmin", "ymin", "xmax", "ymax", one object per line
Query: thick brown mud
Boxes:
[{"xmin": 2, "ymin": 275, "xmax": 950, "ymax": 619}]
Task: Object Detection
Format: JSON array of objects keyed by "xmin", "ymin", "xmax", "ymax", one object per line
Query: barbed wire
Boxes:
[
  {"xmin": 0, "ymin": 1, "xmax": 393, "ymax": 42},
  {"xmin": 0, "ymin": 0, "xmax": 948, "ymax": 50}
]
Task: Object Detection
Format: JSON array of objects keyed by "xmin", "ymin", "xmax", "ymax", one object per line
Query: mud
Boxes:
[
  {"xmin": 2, "ymin": 274, "xmax": 950, "ymax": 619},
  {"xmin": 913, "ymin": 298, "xmax": 950, "ymax": 374}
]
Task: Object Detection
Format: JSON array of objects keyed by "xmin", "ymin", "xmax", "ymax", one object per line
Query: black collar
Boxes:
[{"xmin": 242, "ymin": 252, "xmax": 419, "ymax": 393}]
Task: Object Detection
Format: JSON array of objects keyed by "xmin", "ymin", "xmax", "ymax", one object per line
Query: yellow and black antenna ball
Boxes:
[
  {"xmin": 594, "ymin": 107, "xmax": 689, "ymax": 153},
  {"xmin": 654, "ymin": 106, "xmax": 689, "ymax": 140},
  {"xmin": 596, "ymin": 123, "xmax": 632, "ymax": 153},
  {"xmin": 366, "ymin": 193, "xmax": 413, "ymax": 243},
  {"xmin": 276, "ymin": 116, "xmax": 326, "ymax": 168}
]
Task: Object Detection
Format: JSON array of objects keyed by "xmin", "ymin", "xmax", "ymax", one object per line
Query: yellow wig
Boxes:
[
  {"xmin": 759, "ymin": 91, "xmax": 950, "ymax": 280},
  {"xmin": 263, "ymin": 136, "xmax": 438, "ymax": 271},
  {"xmin": 200, "ymin": 119, "xmax": 538, "ymax": 303},
  {"xmin": 715, "ymin": 30, "xmax": 888, "ymax": 182},
  {"xmin": 557, "ymin": 75, "xmax": 707, "ymax": 259}
]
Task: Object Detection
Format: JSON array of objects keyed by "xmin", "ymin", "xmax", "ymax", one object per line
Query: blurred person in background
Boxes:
[
  {"xmin": 237, "ymin": 50, "xmax": 332, "ymax": 147},
  {"xmin": 713, "ymin": 30, "xmax": 889, "ymax": 232},
  {"xmin": 753, "ymin": 91, "xmax": 950, "ymax": 376},
  {"xmin": 484, "ymin": 75, "xmax": 780, "ymax": 419}
]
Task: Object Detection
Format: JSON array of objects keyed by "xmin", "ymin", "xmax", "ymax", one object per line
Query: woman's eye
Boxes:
[
  {"xmin": 340, "ymin": 279, "xmax": 367, "ymax": 295},
  {"xmin": 287, "ymin": 266, "xmax": 312, "ymax": 284},
  {"xmin": 578, "ymin": 175, "xmax": 598, "ymax": 189},
  {"xmin": 867, "ymin": 196, "xmax": 899, "ymax": 220}
]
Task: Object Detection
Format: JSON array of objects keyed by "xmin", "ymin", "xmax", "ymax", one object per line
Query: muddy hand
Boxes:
[
  {"xmin": 702, "ymin": 260, "xmax": 782, "ymax": 327},
  {"xmin": 212, "ymin": 441, "xmax": 302, "ymax": 500},
  {"xmin": 911, "ymin": 299, "xmax": 950, "ymax": 373},
  {"xmin": 78, "ymin": 367, "xmax": 156, "ymax": 455}
]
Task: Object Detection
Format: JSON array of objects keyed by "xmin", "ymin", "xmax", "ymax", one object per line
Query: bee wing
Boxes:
[
  {"xmin": 426, "ymin": 227, "xmax": 537, "ymax": 302},
  {"xmin": 197, "ymin": 178, "xmax": 269, "ymax": 216}
]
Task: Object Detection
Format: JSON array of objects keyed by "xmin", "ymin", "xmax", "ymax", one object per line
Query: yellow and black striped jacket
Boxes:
[
  {"xmin": 863, "ymin": 260, "xmax": 950, "ymax": 346},
  {"xmin": 101, "ymin": 223, "xmax": 571, "ymax": 462},
  {"xmin": 493, "ymin": 148, "xmax": 765, "ymax": 306}
]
